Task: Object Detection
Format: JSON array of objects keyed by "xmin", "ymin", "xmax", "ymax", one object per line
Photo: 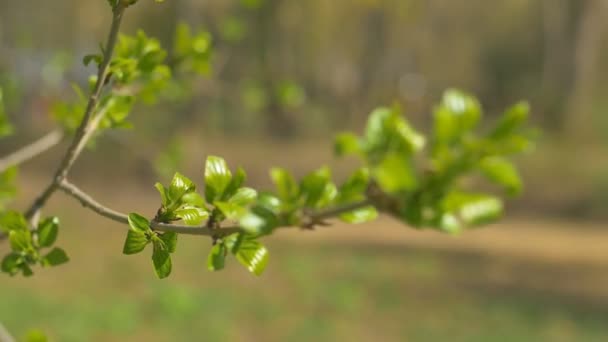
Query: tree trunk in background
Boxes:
[
  {"xmin": 540, "ymin": 0, "xmax": 571, "ymax": 128},
  {"xmin": 565, "ymin": 0, "xmax": 608, "ymax": 141}
]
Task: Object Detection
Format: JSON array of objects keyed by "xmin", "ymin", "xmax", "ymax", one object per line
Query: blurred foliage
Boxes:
[{"xmin": 3, "ymin": 0, "xmax": 605, "ymax": 138}]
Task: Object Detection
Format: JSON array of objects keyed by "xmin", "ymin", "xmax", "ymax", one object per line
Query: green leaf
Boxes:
[
  {"xmin": 339, "ymin": 207, "xmax": 378, "ymax": 224},
  {"xmin": 9, "ymin": 230, "xmax": 32, "ymax": 252},
  {"xmin": 207, "ymin": 243, "xmax": 226, "ymax": 271},
  {"xmin": 434, "ymin": 89, "xmax": 482, "ymax": 144},
  {"xmin": 337, "ymin": 168, "xmax": 370, "ymax": 203},
  {"xmin": 205, "ymin": 156, "xmax": 233, "ymax": 203},
  {"xmin": 214, "ymin": 202, "xmax": 247, "ymax": 221},
  {"xmin": 223, "ymin": 167, "xmax": 247, "ymax": 199},
  {"xmin": 154, "ymin": 183, "xmax": 169, "ymax": 206},
  {"xmin": 37, "ymin": 217, "xmax": 59, "ymax": 248},
  {"xmin": 238, "ymin": 212, "xmax": 266, "ymax": 235},
  {"xmin": 490, "ymin": 101, "xmax": 530, "ymax": 140},
  {"xmin": 128, "ymin": 213, "xmax": 151, "ymax": 233},
  {"xmin": 334, "ymin": 132, "xmax": 362, "ymax": 157},
  {"xmin": 21, "ymin": 264, "xmax": 34, "ymax": 277},
  {"xmin": 1, "ymin": 253, "xmax": 22, "ymax": 276},
  {"xmin": 228, "ymin": 187, "xmax": 258, "ymax": 207},
  {"xmin": 270, "ymin": 168, "xmax": 298, "ymax": 202},
  {"xmin": 123, "ymin": 230, "xmax": 150, "ymax": 255},
  {"xmin": 41, "ymin": 248, "xmax": 69, "ymax": 267},
  {"xmin": 372, "ymin": 153, "xmax": 418, "ymax": 193},
  {"xmin": 479, "ymin": 157, "xmax": 522, "ymax": 195},
  {"xmin": 168, "ymin": 172, "xmax": 196, "ymax": 206},
  {"xmin": 364, "ymin": 106, "xmax": 425, "ymax": 158},
  {"xmin": 181, "ymin": 192, "xmax": 206, "ymax": 208},
  {"xmin": 232, "ymin": 237, "xmax": 269, "ymax": 276},
  {"xmin": 158, "ymin": 232, "xmax": 178, "ymax": 253},
  {"xmin": 0, "ymin": 211, "xmax": 28, "ymax": 233},
  {"xmin": 442, "ymin": 192, "xmax": 503, "ymax": 227},
  {"xmin": 152, "ymin": 241, "xmax": 172, "ymax": 279},
  {"xmin": 299, "ymin": 167, "xmax": 336, "ymax": 208},
  {"xmin": 174, "ymin": 206, "xmax": 209, "ymax": 225}
]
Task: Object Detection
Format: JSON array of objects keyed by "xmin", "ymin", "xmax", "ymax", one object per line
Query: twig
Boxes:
[
  {"xmin": 56, "ymin": 180, "xmax": 373, "ymax": 238},
  {"xmin": 58, "ymin": 180, "xmax": 241, "ymax": 236},
  {"xmin": 0, "ymin": 130, "xmax": 64, "ymax": 173},
  {"xmin": 24, "ymin": 4, "xmax": 127, "ymax": 221}
]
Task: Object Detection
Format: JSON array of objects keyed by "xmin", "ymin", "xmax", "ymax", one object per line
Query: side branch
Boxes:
[
  {"xmin": 24, "ymin": 5, "xmax": 127, "ymax": 221},
  {"xmin": 0, "ymin": 130, "xmax": 64, "ymax": 173}
]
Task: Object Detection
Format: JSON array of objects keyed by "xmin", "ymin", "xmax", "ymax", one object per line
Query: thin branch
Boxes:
[
  {"xmin": 24, "ymin": 5, "xmax": 127, "ymax": 221},
  {"xmin": 0, "ymin": 130, "xmax": 64, "ymax": 173},
  {"xmin": 57, "ymin": 180, "xmax": 373, "ymax": 238},
  {"xmin": 58, "ymin": 180, "xmax": 241, "ymax": 237}
]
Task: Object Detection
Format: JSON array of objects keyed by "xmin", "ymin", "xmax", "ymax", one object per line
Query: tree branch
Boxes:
[
  {"xmin": 24, "ymin": 5, "xmax": 127, "ymax": 221},
  {"xmin": 56, "ymin": 180, "xmax": 373, "ymax": 238},
  {"xmin": 0, "ymin": 130, "xmax": 64, "ymax": 173},
  {"xmin": 58, "ymin": 180, "xmax": 242, "ymax": 236}
]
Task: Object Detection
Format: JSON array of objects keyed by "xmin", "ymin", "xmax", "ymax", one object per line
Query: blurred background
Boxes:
[{"xmin": 1, "ymin": 0, "xmax": 608, "ymax": 341}]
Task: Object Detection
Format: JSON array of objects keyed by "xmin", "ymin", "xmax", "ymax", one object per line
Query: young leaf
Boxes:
[
  {"xmin": 158, "ymin": 232, "xmax": 178, "ymax": 253},
  {"xmin": 41, "ymin": 248, "xmax": 69, "ymax": 267},
  {"xmin": 334, "ymin": 132, "xmax": 362, "ymax": 157},
  {"xmin": 223, "ymin": 167, "xmax": 247, "ymax": 200},
  {"xmin": 123, "ymin": 230, "xmax": 150, "ymax": 255},
  {"xmin": 207, "ymin": 243, "xmax": 226, "ymax": 271},
  {"xmin": 205, "ymin": 156, "xmax": 233, "ymax": 202},
  {"xmin": 233, "ymin": 237, "xmax": 269, "ymax": 276},
  {"xmin": 299, "ymin": 167, "xmax": 335, "ymax": 208},
  {"xmin": 0, "ymin": 211, "xmax": 28, "ymax": 233},
  {"xmin": 168, "ymin": 172, "xmax": 195, "ymax": 206},
  {"xmin": 372, "ymin": 153, "xmax": 418, "ymax": 193},
  {"xmin": 9, "ymin": 230, "xmax": 32, "ymax": 252},
  {"xmin": 128, "ymin": 213, "xmax": 151, "ymax": 233},
  {"xmin": 339, "ymin": 207, "xmax": 378, "ymax": 224},
  {"xmin": 338, "ymin": 168, "xmax": 370, "ymax": 203},
  {"xmin": 478, "ymin": 157, "xmax": 522, "ymax": 196},
  {"xmin": 434, "ymin": 89, "xmax": 482, "ymax": 144},
  {"xmin": 181, "ymin": 192, "xmax": 206, "ymax": 208},
  {"xmin": 174, "ymin": 206, "xmax": 209, "ymax": 225},
  {"xmin": 214, "ymin": 202, "xmax": 248, "ymax": 221},
  {"xmin": 443, "ymin": 192, "xmax": 504, "ymax": 227},
  {"xmin": 154, "ymin": 182, "xmax": 169, "ymax": 207},
  {"xmin": 152, "ymin": 241, "xmax": 172, "ymax": 279},
  {"xmin": 37, "ymin": 217, "xmax": 60, "ymax": 248},
  {"xmin": 238, "ymin": 212, "xmax": 267, "ymax": 235},
  {"xmin": 1, "ymin": 253, "xmax": 22, "ymax": 276},
  {"xmin": 270, "ymin": 168, "xmax": 298, "ymax": 202},
  {"xmin": 490, "ymin": 101, "xmax": 530, "ymax": 140},
  {"xmin": 228, "ymin": 187, "xmax": 258, "ymax": 207}
]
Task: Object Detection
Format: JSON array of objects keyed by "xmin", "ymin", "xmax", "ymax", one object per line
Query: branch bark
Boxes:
[
  {"xmin": 24, "ymin": 5, "xmax": 127, "ymax": 221},
  {"xmin": 0, "ymin": 130, "xmax": 64, "ymax": 173}
]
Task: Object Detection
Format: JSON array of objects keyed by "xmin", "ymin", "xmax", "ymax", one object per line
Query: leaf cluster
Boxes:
[{"xmin": 1, "ymin": 212, "xmax": 68, "ymax": 276}]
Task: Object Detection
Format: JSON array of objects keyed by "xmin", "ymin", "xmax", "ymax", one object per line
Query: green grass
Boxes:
[{"xmin": 1, "ymin": 239, "xmax": 607, "ymax": 342}]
